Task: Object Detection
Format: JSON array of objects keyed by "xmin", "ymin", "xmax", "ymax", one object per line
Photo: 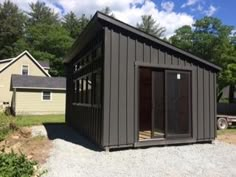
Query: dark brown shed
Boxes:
[{"xmin": 64, "ymin": 12, "xmax": 221, "ymax": 150}]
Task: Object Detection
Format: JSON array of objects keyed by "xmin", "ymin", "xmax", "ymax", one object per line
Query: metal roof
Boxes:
[
  {"xmin": 64, "ymin": 11, "xmax": 221, "ymax": 71},
  {"xmin": 11, "ymin": 74, "xmax": 66, "ymax": 90}
]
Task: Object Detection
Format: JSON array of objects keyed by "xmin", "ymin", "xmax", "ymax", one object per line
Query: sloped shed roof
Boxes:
[{"xmin": 64, "ymin": 11, "xmax": 221, "ymax": 71}]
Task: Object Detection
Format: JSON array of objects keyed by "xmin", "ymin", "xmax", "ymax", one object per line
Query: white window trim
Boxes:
[
  {"xmin": 21, "ymin": 64, "xmax": 29, "ymax": 75},
  {"xmin": 41, "ymin": 91, "xmax": 52, "ymax": 101}
]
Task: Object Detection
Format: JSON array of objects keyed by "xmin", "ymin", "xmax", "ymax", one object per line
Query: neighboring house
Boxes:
[
  {"xmin": 0, "ymin": 50, "xmax": 66, "ymax": 115},
  {"xmin": 11, "ymin": 75, "xmax": 66, "ymax": 115}
]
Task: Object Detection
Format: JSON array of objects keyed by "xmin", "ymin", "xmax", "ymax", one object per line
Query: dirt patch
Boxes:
[
  {"xmin": 217, "ymin": 133, "xmax": 236, "ymax": 145},
  {"xmin": 0, "ymin": 127, "xmax": 52, "ymax": 164}
]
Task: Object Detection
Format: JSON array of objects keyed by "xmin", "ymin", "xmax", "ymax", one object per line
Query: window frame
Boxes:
[
  {"xmin": 41, "ymin": 91, "xmax": 52, "ymax": 101},
  {"xmin": 21, "ymin": 64, "xmax": 29, "ymax": 76}
]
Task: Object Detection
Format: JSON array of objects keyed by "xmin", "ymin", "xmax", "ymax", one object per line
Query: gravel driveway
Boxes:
[{"xmin": 32, "ymin": 125, "xmax": 236, "ymax": 177}]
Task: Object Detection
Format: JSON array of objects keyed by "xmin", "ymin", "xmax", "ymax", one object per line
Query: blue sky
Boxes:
[
  {"xmin": 155, "ymin": 0, "xmax": 235, "ymax": 26},
  {"xmin": 2, "ymin": 0, "xmax": 235, "ymax": 37}
]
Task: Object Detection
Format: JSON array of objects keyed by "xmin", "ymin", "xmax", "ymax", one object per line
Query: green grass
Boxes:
[
  {"xmin": 14, "ymin": 114, "xmax": 65, "ymax": 127},
  {"xmin": 0, "ymin": 113, "xmax": 65, "ymax": 141},
  {"xmin": 217, "ymin": 126, "xmax": 236, "ymax": 135}
]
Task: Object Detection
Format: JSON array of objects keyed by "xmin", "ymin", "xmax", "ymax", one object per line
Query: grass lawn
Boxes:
[
  {"xmin": 0, "ymin": 113, "xmax": 65, "ymax": 141},
  {"xmin": 217, "ymin": 126, "xmax": 236, "ymax": 135},
  {"xmin": 14, "ymin": 114, "xmax": 65, "ymax": 127}
]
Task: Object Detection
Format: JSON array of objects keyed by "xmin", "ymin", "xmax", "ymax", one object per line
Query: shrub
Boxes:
[
  {"xmin": 0, "ymin": 113, "xmax": 18, "ymax": 141},
  {"xmin": 0, "ymin": 126, "xmax": 10, "ymax": 141},
  {"xmin": 0, "ymin": 152, "xmax": 37, "ymax": 177}
]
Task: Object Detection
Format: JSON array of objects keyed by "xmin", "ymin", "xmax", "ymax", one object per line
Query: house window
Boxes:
[
  {"xmin": 22, "ymin": 65, "xmax": 29, "ymax": 75},
  {"xmin": 42, "ymin": 91, "xmax": 51, "ymax": 101}
]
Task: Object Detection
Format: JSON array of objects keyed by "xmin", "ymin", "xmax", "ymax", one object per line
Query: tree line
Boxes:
[{"xmin": 0, "ymin": 1, "xmax": 235, "ymax": 102}]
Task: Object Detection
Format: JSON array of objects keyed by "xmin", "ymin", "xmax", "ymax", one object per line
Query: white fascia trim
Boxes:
[
  {"xmin": 0, "ymin": 50, "xmax": 51, "ymax": 77},
  {"xmin": 0, "ymin": 58, "xmax": 14, "ymax": 63},
  {"xmin": 14, "ymin": 86, "xmax": 66, "ymax": 91}
]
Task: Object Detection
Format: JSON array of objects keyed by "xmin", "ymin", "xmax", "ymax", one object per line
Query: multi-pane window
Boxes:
[
  {"xmin": 73, "ymin": 71, "xmax": 101, "ymax": 105},
  {"xmin": 42, "ymin": 91, "xmax": 51, "ymax": 101},
  {"xmin": 72, "ymin": 42, "xmax": 102, "ymax": 105},
  {"xmin": 22, "ymin": 65, "xmax": 29, "ymax": 75}
]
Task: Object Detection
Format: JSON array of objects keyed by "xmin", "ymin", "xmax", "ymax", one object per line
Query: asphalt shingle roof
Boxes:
[
  {"xmin": 38, "ymin": 60, "xmax": 50, "ymax": 68},
  {"xmin": 11, "ymin": 75, "xmax": 66, "ymax": 90}
]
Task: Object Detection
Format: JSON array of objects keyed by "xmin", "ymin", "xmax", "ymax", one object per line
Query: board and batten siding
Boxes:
[
  {"xmin": 14, "ymin": 89, "xmax": 65, "ymax": 115},
  {"xmin": 102, "ymin": 27, "xmax": 217, "ymax": 147}
]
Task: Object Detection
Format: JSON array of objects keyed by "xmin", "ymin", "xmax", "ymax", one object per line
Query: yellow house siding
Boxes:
[
  {"xmin": 0, "ymin": 54, "xmax": 48, "ymax": 104},
  {"xmin": 0, "ymin": 62, "xmax": 10, "ymax": 70},
  {"xmin": 15, "ymin": 89, "xmax": 65, "ymax": 115}
]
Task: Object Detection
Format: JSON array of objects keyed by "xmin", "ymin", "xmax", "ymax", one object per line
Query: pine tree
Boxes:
[
  {"xmin": 137, "ymin": 15, "xmax": 166, "ymax": 38},
  {"xmin": 0, "ymin": 1, "xmax": 26, "ymax": 59}
]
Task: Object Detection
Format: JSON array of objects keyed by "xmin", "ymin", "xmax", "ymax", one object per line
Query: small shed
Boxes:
[{"xmin": 64, "ymin": 12, "xmax": 221, "ymax": 150}]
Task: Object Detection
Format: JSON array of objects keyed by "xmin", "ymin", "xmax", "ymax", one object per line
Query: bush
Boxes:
[
  {"xmin": 0, "ymin": 152, "xmax": 37, "ymax": 177},
  {"xmin": 0, "ymin": 113, "xmax": 17, "ymax": 141},
  {"xmin": 0, "ymin": 126, "xmax": 10, "ymax": 141}
]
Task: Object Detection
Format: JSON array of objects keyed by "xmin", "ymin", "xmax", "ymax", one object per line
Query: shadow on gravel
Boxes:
[{"xmin": 43, "ymin": 123, "xmax": 102, "ymax": 152}]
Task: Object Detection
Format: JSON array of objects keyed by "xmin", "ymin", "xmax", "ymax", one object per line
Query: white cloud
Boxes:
[
  {"xmin": 161, "ymin": 1, "xmax": 174, "ymax": 13},
  {"xmin": 181, "ymin": 0, "xmax": 199, "ymax": 8},
  {"xmin": 0, "ymin": 0, "xmax": 195, "ymax": 38},
  {"xmin": 204, "ymin": 5, "xmax": 217, "ymax": 16},
  {"xmin": 197, "ymin": 4, "xmax": 203, "ymax": 11}
]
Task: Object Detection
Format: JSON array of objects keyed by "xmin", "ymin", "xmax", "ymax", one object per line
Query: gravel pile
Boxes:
[{"xmin": 31, "ymin": 126, "xmax": 236, "ymax": 177}]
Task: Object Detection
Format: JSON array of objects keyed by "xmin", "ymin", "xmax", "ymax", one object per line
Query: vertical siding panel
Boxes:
[
  {"xmin": 186, "ymin": 60, "xmax": 191, "ymax": 67},
  {"xmin": 192, "ymin": 65, "xmax": 197, "ymax": 139},
  {"xmin": 209, "ymin": 72, "xmax": 215, "ymax": 138},
  {"xmin": 158, "ymin": 48, "xmax": 165, "ymax": 64},
  {"xmin": 172, "ymin": 55, "xmax": 178, "ymax": 66},
  {"xmin": 204, "ymin": 69, "xmax": 210, "ymax": 139},
  {"xmin": 136, "ymin": 40, "xmax": 143, "ymax": 61},
  {"xmin": 214, "ymin": 73, "xmax": 217, "ymax": 138},
  {"xmin": 197, "ymin": 66, "xmax": 204, "ymax": 139},
  {"xmin": 109, "ymin": 30, "xmax": 119, "ymax": 145},
  {"xmin": 165, "ymin": 52, "xmax": 172, "ymax": 65},
  {"xmin": 144, "ymin": 44, "xmax": 150, "ymax": 63},
  {"xmin": 151, "ymin": 47, "xmax": 158, "ymax": 64},
  {"xmin": 179, "ymin": 58, "xmax": 184, "ymax": 66},
  {"xmin": 118, "ymin": 34, "xmax": 127, "ymax": 145},
  {"xmin": 103, "ymin": 28, "xmax": 111, "ymax": 146},
  {"xmin": 127, "ymin": 37, "xmax": 135, "ymax": 144}
]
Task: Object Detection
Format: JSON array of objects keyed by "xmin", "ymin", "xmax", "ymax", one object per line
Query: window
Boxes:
[
  {"xmin": 22, "ymin": 65, "xmax": 29, "ymax": 75},
  {"xmin": 94, "ymin": 71, "xmax": 102, "ymax": 105},
  {"xmin": 73, "ymin": 80, "xmax": 77, "ymax": 103},
  {"xmin": 42, "ymin": 91, "xmax": 51, "ymax": 101}
]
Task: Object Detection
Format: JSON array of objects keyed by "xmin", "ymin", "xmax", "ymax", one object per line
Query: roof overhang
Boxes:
[
  {"xmin": 13, "ymin": 86, "xmax": 66, "ymax": 91},
  {"xmin": 0, "ymin": 50, "xmax": 51, "ymax": 77},
  {"xmin": 64, "ymin": 11, "xmax": 221, "ymax": 72},
  {"xmin": 64, "ymin": 14, "xmax": 103, "ymax": 63}
]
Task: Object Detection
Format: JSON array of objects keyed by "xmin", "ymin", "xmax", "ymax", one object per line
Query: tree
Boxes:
[
  {"xmin": 137, "ymin": 15, "xmax": 166, "ymax": 38},
  {"xmin": 25, "ymin": 23, "xmax": 73, "ymax": 76},
  {"xmin": 170, "ymin": 17, "xmax": 236, "ymax": 102},
  {"xmin": 24, "ymin": 1, "xmax": 73, "ymax": 76},
  {"xmin": 0, "ymin": 0, "xmax": 26, "ymax": 59},
  {"xmin": 169, "ymin": 25, "xmax": 193, "ymax": 52},
  {"xmin": 63, "ymin": 11, "xmax": 80, "ymax": 38},
  {"xmin": 27, "ymin": 1, "xmax": 59, "ymax": 25},
  {"xmin": 78, "ymin": 14, "xmax": 89, "ymax": 33},
  {"xmin": 101, "ymin": 7, "xmax": 115, "ymax": 17}
]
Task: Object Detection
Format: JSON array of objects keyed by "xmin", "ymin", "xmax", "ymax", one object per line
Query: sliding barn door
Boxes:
[
  {"xmin": 139, "ymin": 68, "xmax": 192, "ymax": 140},
  {"xmin": 165, "ymin": 71, "xmax": 191, "ymax": 138}
]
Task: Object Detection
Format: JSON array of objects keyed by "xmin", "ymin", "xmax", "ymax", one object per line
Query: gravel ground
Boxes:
[{"xmin": 31, "ymin": 125, "xmax": 236, "ymax": 177}]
